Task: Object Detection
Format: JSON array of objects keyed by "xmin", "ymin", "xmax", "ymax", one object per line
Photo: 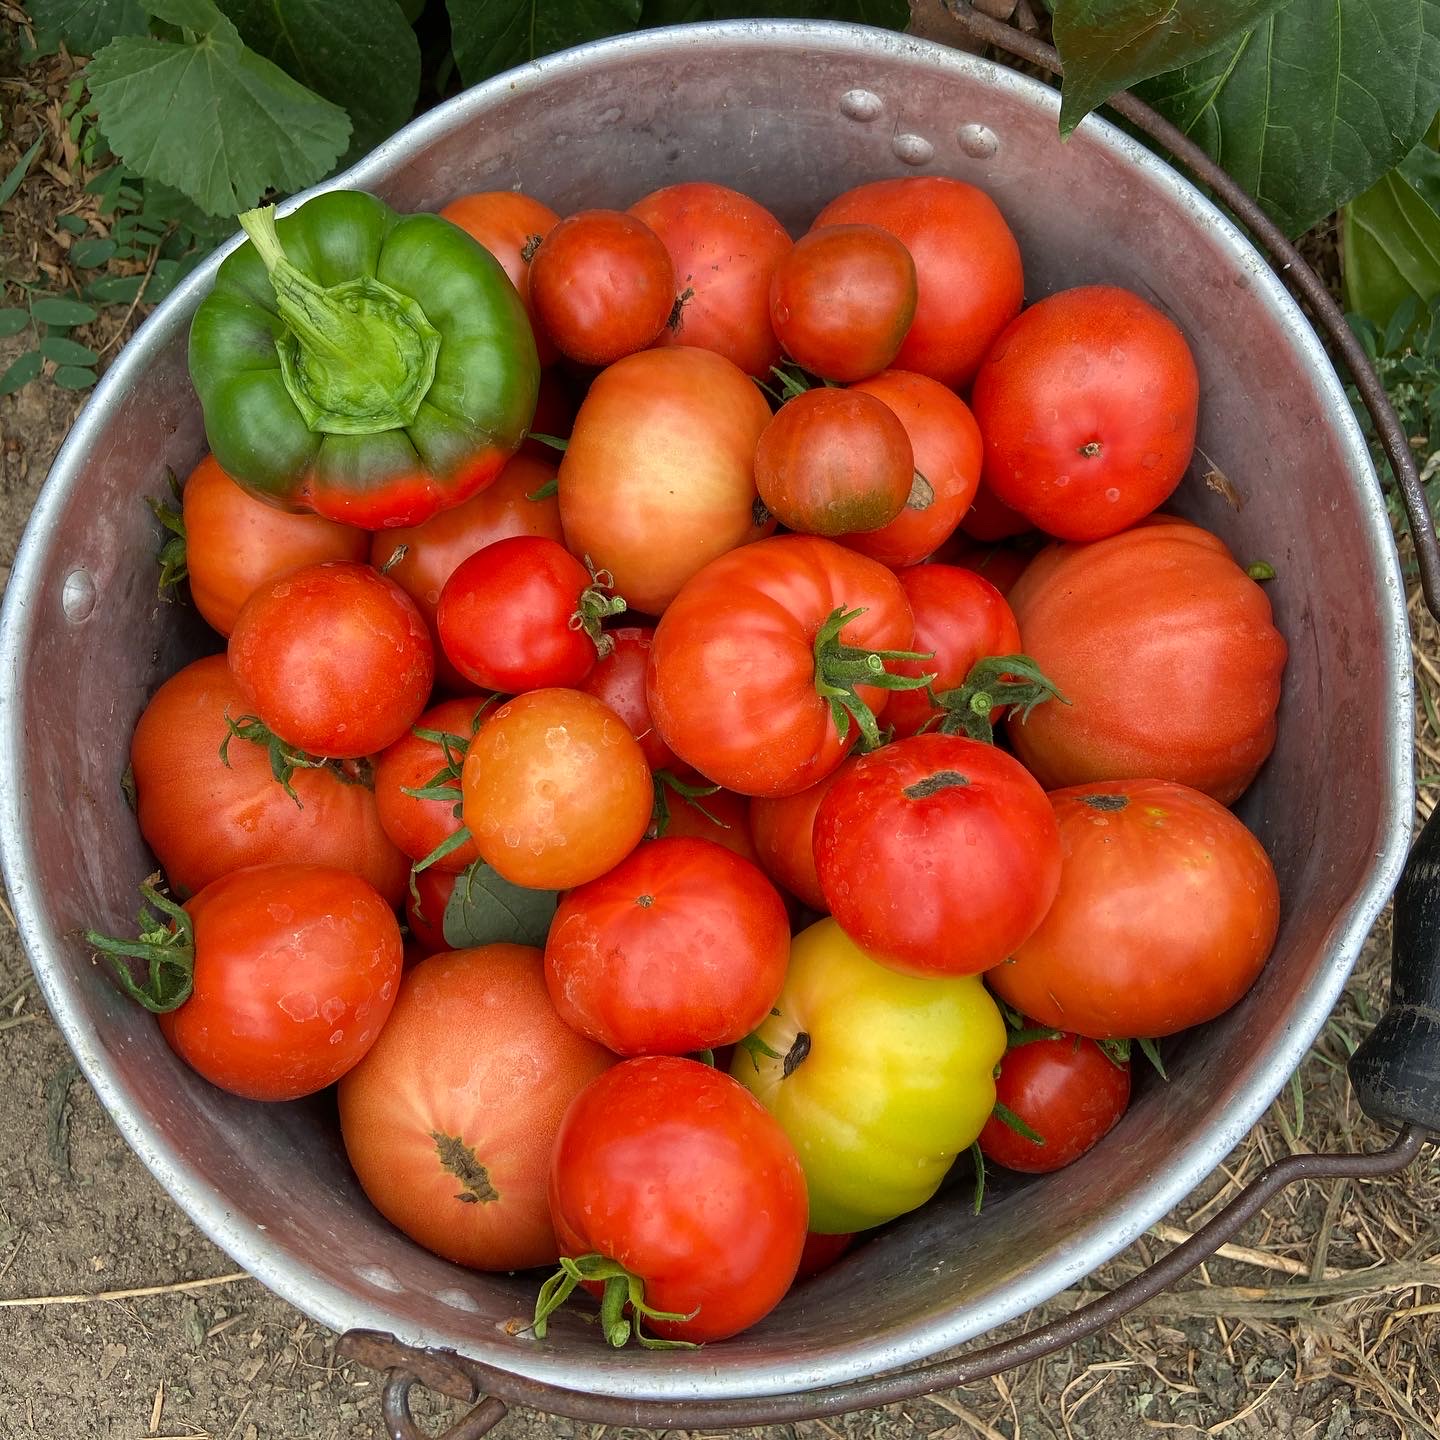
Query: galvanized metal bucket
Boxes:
[{"xmin": 2, "ymin": 16, "xmax": 1435, "ymax": 1436}]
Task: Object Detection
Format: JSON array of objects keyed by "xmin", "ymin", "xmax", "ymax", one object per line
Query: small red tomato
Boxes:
[
  {"xmin": 769, "ymin": 224, "xmax": 917, "ymax": 382},
  {"xmin": 529, "ymin": 209, "xmax": 676, "ymax": 366},
  {"xmin": 406, "ymin": 868, "xmax": 456, "ymax": 956},
  {"xmin": 544, "ymin": 1057, "xmax": 808, "ymax": 1343},
  {"xmin": 931, "ymin": 532, "xmax": 1033, "ymax": 596},
  {"xmin": 960, "ymin": 478, "xmax": 1033, "ymax": 542},
  {"xmin": 755, "ymin": 388, "xmax": 914, "ymax": 537},
  {"xmin": 747, "ymin": 759, "xmax": 856, "ymax": 911},
  {"xmin": 437, "ymin": 536, "xmax": 621, "ymax": 693},
  {"xmin": 545, "ymin": 837, "xmax": 790, "ymax": 1055},
  {"xmin": 795, "ymin": 1230, "xmax": 856, "ymax": 1281},
  {"xmin": 228, "ymin": 561, "xmax": 434, "ymax": 759},
  {"xmin": 653, "ymin": 779, "xmax": 760, "ymax": 866},
  {"xmin": 978, "ymin": 1035, "xmax": 1131, "ymax": 1174},
  {"xmin": 580, "ymin": 625, "xmax": 674, "ymax": 771}
]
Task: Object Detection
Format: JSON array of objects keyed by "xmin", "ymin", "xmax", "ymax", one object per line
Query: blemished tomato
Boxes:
[
  {"xmin": 339, "ymin": 945, "xmax": 614, "ymax": 1270},
  {"xmin": 461, "ymin": 688, "xmax": 652, "ymax": 889},
  {"xmin": 544, "ymin": 837, "xmax": 790, "ymax": 1054},
  {"xmin": 544, "ymin": 1057, "xmax": 808, "ymax": 1343},
  {"xmin": 647, "ymin": 535, "xmax": 920, "ymax": 797},
  {"xmin": 988, "ymin": 781, "xmax": 1281, "ymax": 1039},
  {"xmin": 978, "ymin": 1034, "xmax": 1131, "ymax": 1174},
  {"xmin": 228, "ymin": 562, "xmax": 434, "ymax": 759},
  {"xmin": 836, "ymin": 371, "xmax": 983, "ymax": 568},
  {"xmin": 747, "ymin": 759, "xmax": 856, "ymax": 911},
  {"xmin": 653, "ymin": 780, "xmax": 759, "ymax": 865},
  {"xmin": 813, "ymin": 734, "xmax": 1061, "ymax": 976},
  {"xmin": 931, "ymin": 533, "xmax": 1033, "ymax": 596},
  {"xmin": 529, "ymin": 209, "xmax": 676, "ymax": 367},
  {"xmin": 885, "ymin": 565, "xmax": 1022, "ymax": 738},
  {"xmin": 440, "ymin": 190, "xmax": 561, "ymax": 366},
  {"xmin": 961, "ymin": 478, "xmax": 1033, "ymax": 542},
  {"xmin": 155, "ymin": 864, "xmax": 402, "ymax": 1100},
  {"xmin": 813, "ymin": 177, "xmax": 1023, "ymax": 388},
  {"xmin": 755, "ymin": 388, "xmax": 914, "ymax": 537},
  {"xmin": 559, "ymin": 347, "xmax": 773, "ymax": 614},
  {"xmin": 579, "ymin": 625, "xmax": 675, "ymax": 771},
  {"xmin": 1005, "ymin": 518, "xmax": 1287, "ymax": 804},
  {"xmin": 374, "ymin": 696, "xmax": 490, "ymax": 873},
  {"xmin": 769, "ymin": 224, "xmax": 917, "ymax": 382},
  {"xmin": 131, "ymin": 656, "xmax": 408, "ymax": 905},
  {"xmin": 628, "ymin": 182, "xmax": 793, "ymax": 378},
  {"xmin": 181, "ymin": 454, "xmax": 367, "ymax": 637},
  {"xmin": 795, "ymin": 1230, "xmax": 856, "ymax": 1281},
  {"xmin": 733, "ymin": 918, "xmax": 1005, "ymax": 1232},
  {"xmin": 406, "ymin": 868, "xmax": 455, "ymax": 955},
  {"xmin": 972, "ymin": 286, "xmax": 1200, "ymax": 541}
]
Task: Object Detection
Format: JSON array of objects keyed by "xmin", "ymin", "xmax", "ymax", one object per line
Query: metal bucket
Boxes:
[{"xmin": 0, "ymin": 16, "xmax": 1425, "ymax": 1425}]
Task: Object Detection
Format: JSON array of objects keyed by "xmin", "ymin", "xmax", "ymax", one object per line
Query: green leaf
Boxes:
[
  {"xmin": 87, "ymin": 11, "xmax": 351, "ymax": 217},
  {"xmin": 0, "ymin": 137, "xmax": 44, "ymax": 208},
  {"xmin": 40, "ymin": 336, "xmax": 100, "ymax": 364},
  {"xmin": 84, "ymin": 273, "xmax": 146, "ymax": 303},
  {"xmin": 27, "ymin": 0, "xmax": 148, "ymax": 52},
  {"xmin": 57, "ymin": 213, "xmax": 88, "ymax": 235},
  {"xmin": 442, "ymin": 859, "xmax": 559, "ymax": 950},
  {"xmin": 447, "ymin": 0, "xmax": 643, "ymax": 86},
  {"xmin": 1139, "ymin": 0, "xmax": 1440, "ymax": 237},
  {"xmin": 31, "ymin": 296, "xmax": 99, "ymax": 326},
  {"xmin": 69, "ymin": 236, "xmax": 119, "ymax": 267},
  {"xmin": 1343, "ymin": 140, "xmax": 1440, "ymax": 330},
  {"xmin": 52, "ymin": 365, "xmax": 99, "ymax": 389},
  {"xmin": 144, "ymin": 0, "xmax": 227, "ymax": 28},
  {"xmin": 0, "ymin": 351, "xmax": 43, "ymax": 397},
  {"xmin": 1052, "ymin": 0, "xmax": 1293, "ymax": 135},
  {"xmin": 218, "ymin": 0, "xmax": 421, "ymax": 163},
  {"xmin": 0, "ymin": 309, "xmax": 29, "ymax": 337}
]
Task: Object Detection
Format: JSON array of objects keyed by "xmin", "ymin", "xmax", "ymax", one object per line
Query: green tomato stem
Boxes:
[
  {"xmin": 531, "ymin": 1253, "xmax": 699, "ymax": 1350},
  {"xmin": 85, "ymin": 883, "xmax": 195, "ymax": 1014},
  {"xmin": 812, "ymin": 605, "xmax": 935, "ymax": 751},
  {"xmin": 930, "ymin": 654, "xmax": 1070, "ymax": 745}
]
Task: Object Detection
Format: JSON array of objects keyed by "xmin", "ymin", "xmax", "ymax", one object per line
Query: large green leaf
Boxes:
[
  {"xmin": 442, "ymin": 860, "xmax": 558, "ymax": 950},
  {"xmin": 28, "ymin": 0, "xmax": 147, "ymax": 51},
  {"xmin": 1052, "ymin": 0, "xmax": 1293, "ymax": 135},
  {"xmin": 447, "ymin": 0, "xmax": 643, "ymax": 85},
  {"xmin": 1343, "ymin": 140, "xmax": 1440, "ymax": 328},
  {"xmin": 87, "ymin": 2, "xmax": 351, "ymax": 216},
  {"xmin": 1139, "ymin": 0, "xmax": 1440, "ymax": 237},
  {"xmin": 217, "ymin": 0, "xmax": 421, "ymax": 163}
]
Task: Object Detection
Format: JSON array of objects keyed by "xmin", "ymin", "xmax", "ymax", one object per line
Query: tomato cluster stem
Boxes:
[
  {"xmin": 929, "ymin": 654, "xmax": 1069, "ymax": 745},
  {"xmin": 85, "ymin": 881, "xmax": 195, "ymax": 1013},
  {"xmin": 532, "ymin": 1253, "xmax": 699, "ymax": 1350},
  {"xmin": 812, "ymin": 605, "xmax": 935, "ymax": 750}
]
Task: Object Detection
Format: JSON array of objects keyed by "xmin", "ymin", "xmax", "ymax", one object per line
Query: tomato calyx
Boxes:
[
  {"xmin": 376, "ymin": 542, "xmax": 408, "ymax": 575},
  {"xmin": 1078, "ymin": 440, "xmax": 1103, "ymax": 458},
  {"xmin": 649, "ymin": 769, "xmax": 725, "ymax": 839},
  {"xmin": 84, "ymin": 878, "xmax": 195, "ymax": 1013},
  {"xmin": 532, "ymin": 1254, "xmax": 700, "ymax": 1350},
  {"xmin": 905, "ymin": 471, "xmax": 935, "ymax": 512},
  {"xmin": 813, "ymin": 605, "xmax": 935, "ymax": 750},
  {"xmin": 147, "ymin": 469, "xmax": 187, "ymax": 599},
  {"xmin": 926, "ymin": 653, "xmax": 1068, "ymax": 745},
  {"xmin": 219, "ymin": 712, "xmax": 330, "ymax": 807},
  {"xmin": 569, "ymin": 560, "xmax": 628, "ymax": 659}
]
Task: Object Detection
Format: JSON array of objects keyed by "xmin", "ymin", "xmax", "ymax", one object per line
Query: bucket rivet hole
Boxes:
[
  {"xmin": 839, "ymin": 88, "xmax": 883, "ymax": 122},
  {"xmin": 957, "ymin": 123, "xmax": 999, "ymax": 158},
  {"xmin": 61, "ymin": 568, "xmax": 96, "ymax": 623},
  {"xmin": 892, "ymin": 133, "xmax": 934, "ymax": 166}
]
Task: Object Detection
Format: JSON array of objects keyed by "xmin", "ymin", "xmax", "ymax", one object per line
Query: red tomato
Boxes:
[
  {"xmin": 647, "ymin": 535, "xmax": 919, "ymax": 797},
  {"xmin": 813, "ymin": 177, "xmax": 1023, "ymax": 388},
  {"xmin": 988, "ymin": 781, "xmax": 1281, "ymax": 1039},
  {"xmin": 529, "ymin": 209, "xmax": 676, "ymax": 366},
  {"xmin": 972, "ymin": 286, "xmax": 1200, "ymax": 541},
  {"xmin": 885, "ymin": 565, "xmax": 1022, "ymax": 738},
  {"xmin": 931, "ymin": 532, "xmax": 1033, "ymax": 596},
  {"xmin": 836, "ymin": 371, "xmax": 982, "ymax": 568},
  {"xmin": 795, "ymin": 1230, "xmax": 856, "ymax": 1281},
  {"xmin": 406, "ymin": 868, "xmax": 455, "ymax": 955},
  {"xmin": 339, "ymin": 945, "xmax": 614, "ymax": 1269},
  {"xmin": 559, "ymin": 347, "xmax": 773, "ymax": 614},
  {"xmin": 155, "ymin": 864, "xmax": 402, "ymax": 1100},
  {"xmin": 131, "ymin": 656, "xmax": 408, "ymax": 905},
  {"xmin": 182, "ymin": 455, "xmax": 368, "ymax": 637},
  {"xmin": 461, "ymin": 688, "xmax": 652, "ymax": 889},
  {"xmin": 653, "ymin": 780, "xmax": 759, "ymax": 866},
  {"xmin": 579, "ymin": 625, "xmax": 674, "ymax": 770},
  {"xmin": 374, "ymin": 696, "xmax": 489, "ymax": 873},
  {"xmin": 747, "ymin": 759, "xmax": 855, "ymax": 911},
  {"xmin": 769, "ymin": 224, "xmax": 916, "ymax": 382},
  {"xmin": 522, "ymin": 369, "xmax": 579, "ymax": 461},
  {"xmin": 545, "ymin": 1057, "xmax": 807, "ymax": 1343},
  {"xmin": 978, "ymin": 1035, "xmax": 1131, "ymax": 1173},
  {"xmin": 1005, "ymin": 519, "xmax": 1287, "ymax": 804},
  {"xmin": 961, "ymin": 478, "xmax": 1033, "ymax": 542},
  {"xmin": 545, "ymin": 837, "xmax": 790, "ymax": 1054},
  {"xmin": 813, "ymin": 734, "xmax": 1061, "ymax": 976},
  {"xmin": 228, "ymin": 562, "xmax": 434, "ymax": 759},
  {"xmin": 628, "ymin": 182, "xmax": 793, "ymax": 377},
  {"xmin": 755, "ymin": 388, "xmax": 914, "ymax": 536}
]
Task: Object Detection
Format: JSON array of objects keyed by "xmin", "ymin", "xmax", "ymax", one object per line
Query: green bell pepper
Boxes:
[{"xmin": 188, "ymin": 189, "xmax": 539, "ymax": 530}]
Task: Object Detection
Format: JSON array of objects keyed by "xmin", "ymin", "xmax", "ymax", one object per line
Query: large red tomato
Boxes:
[
  {"xmin": 747, "ymin": 759, "xmax": 856, "ymax": 911},
  {"xmin": 1006, "ymin": 518, "xmax": 1287, "ymax": 803},
  {"xmin": 338, "ymin": 945, "xmax": 614, "ymax": 1269},
  {"xmin": 647, "ymin": 535, "xmax": 921, "ymax": 796},
  {"xmin": 812, "ymin": 177, "xmax": 1023, "ymax": 388},
  {"xmin": 988, "ymin": 781, "xmax": 1281, "ymax": 1039},
  {"xmin": 971, "ymin": 286, "xmax": 1199, "ymax": 541}
]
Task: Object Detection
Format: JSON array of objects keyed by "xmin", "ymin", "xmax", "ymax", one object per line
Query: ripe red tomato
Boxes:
[
  {"xmin": 155, "ymin": 864, "xmax": 402, "ymax": 1100},
  {"xmin": 522, "ymin": 369, "xmax": 579, "ymax": 460},
  {"xmin": 228, "ymin": 561, "xmax": 434, "ymax": 759},
  {"xmin": 747, "ymin": 759, "xmax": 856, "ymax": 911},
  {"xmin": 131, "ymin": 656, "xmax": 409, "ymax": 905},
  {"xmin": 931, "ymin": 532, "xmax": 1033, "ymax": 596},
  {"xmin": 755, "ymin": 388, "xmax": 914, "ymax": 536},
  {"xmin": 339, "ymin": 945, "xmax": 614, "ymax": 1269},
  {"xmin": 971, "ymin": 286, "xmax": 1200, "ymax": 541},
  {"xmin": 182, "ymin": 454, "xmax": 367, "ymax": 637},
  {"xmin": 988, "ymin": 780, "xmax": 1281, "ymax": 1039},
  {"xmin": 769, "ymin": 224, "xmax": 917, "ymax": 382},
  {"xmin": 885, "ymin": 565, "xmax": 1022, "ymax": 738},
  {"xmin": 461, "ymin": 688, "xmax": 652, "ymax": 889},
  {"xmin": 529, "ymin": 209, "xmax": 676, "ymax": 366},
  {"xmin": 544, "ymin": 1056, "xmax": 807, "ymax": 1343},
  {"xmin": 406, "ymin": 868, "xmax": 455, "ymax": 955},
  {"xmin": 544, "ymin": 837, "xmax": 790, "ymax": 1054},
  {"xmin": 647, "ymin": 535, "xmax": 920, "ymax": 797},
  {"xmin": 653, "ymin": 779, "xmax": 759, "ymax": 865},
  {"xmin": 813, "ymin": 177, "xmax": 1023, "ymax": 388},
  {"xmin": 579, "ymin": 625, "xmax": 674, "ymax": 771},
  {"xmin": 628, "ymin": 182, "xmax": 793, "ymax": 377},
  {"xmin": 813, "ymin": 734, "xmax": 1061, "ymax": 976},
  {"xmin": 836, "ymin": 371, "xmax": 982, "ymax": 568},
  {"xmin": 1005, "ymin": 518, "xmax": 1287, "ymax": 803},
  {"xmin": 978, "ymin": 1034, "xmax": 1131, "ymax": 1173},
  {"xmin": 960, "ymin": 478, "xmax": 1032, "ymax": 542},
  {"xmin": 795, "ymin": 1230, "xmax": 856, "ymax": 1281},
  {"xmin": 559, "ymin": 347, "xmax": 773, "ymax": 614}
]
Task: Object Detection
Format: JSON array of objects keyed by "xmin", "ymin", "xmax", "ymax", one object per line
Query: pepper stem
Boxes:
[
  {"xmin": 813, "ymin": 606, "xmax": 935, "ymax": 751},
  {"xmin": 531, "ymin": 1253, "xmax": 699, "ymax": 1350},
  {"xmin": 85, "ymin": 880, "xmax": 195, "ymax": 1013}
]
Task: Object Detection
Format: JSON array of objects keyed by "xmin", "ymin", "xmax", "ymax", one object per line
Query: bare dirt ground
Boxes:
[{"xmin": 3, "ymin": 16, "xmax": 1438, "ymax": 1440}]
